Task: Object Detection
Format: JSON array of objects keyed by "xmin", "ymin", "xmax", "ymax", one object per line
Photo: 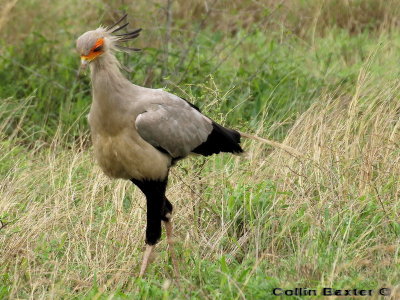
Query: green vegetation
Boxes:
[{"xmin": 1, "ymin": 0, "xmax": 399, "ymax": 299}]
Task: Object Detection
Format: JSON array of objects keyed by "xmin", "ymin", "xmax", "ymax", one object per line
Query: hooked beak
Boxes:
[
  {"xmin": 77, "ymin": 56, "xmax": 89, "ymax": 77},
  {"xmin": 79, "ymin": 50, "xmax": 103, "ymax": 75},
  {"xmin": 80, "ymin": 56, "xmax": 89, "ymax": 69}
]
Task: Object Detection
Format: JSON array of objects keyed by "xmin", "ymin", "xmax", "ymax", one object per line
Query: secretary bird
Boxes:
[{"xmin": 76, "ymin": 15, "xmax": 297, "ymax": 277}]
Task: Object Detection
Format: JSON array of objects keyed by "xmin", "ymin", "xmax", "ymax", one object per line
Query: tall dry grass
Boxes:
[
  {"xmin": 1, "ymin": 62, "xmax": 399, "ymax": 297},
  {"xmin": 266, "ymin": 67, "xmax": 400, "ymax": 282}
]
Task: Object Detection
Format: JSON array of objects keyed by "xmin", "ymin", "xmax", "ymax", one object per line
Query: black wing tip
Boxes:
[{"xmin": 192, "ymin": 122, "xmax": 244, "ymax": 156}]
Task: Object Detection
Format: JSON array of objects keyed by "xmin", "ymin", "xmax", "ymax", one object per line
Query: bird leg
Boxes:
[
  {"xmin": 139, "ymin": 244, "xmax": 155, "ymax": 277},
  {"xmin": 163, "ymin": 215, "xmax": 180, "ymax": 277},
  {"xmin": 132, "ymin": 177, "xmax": 179, "ymax": 277},
  {"xmin": 131, "ymin": 178, "xmax": 168, "ymax": 277}
]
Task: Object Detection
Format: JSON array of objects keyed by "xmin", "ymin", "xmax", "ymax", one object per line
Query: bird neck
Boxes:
[
  {"xmin": 88, "ymin": 52, "xmax": 136, "ymax": 130},
  {"xmin": 90, "ymin": 52, "xmax": 127, "ymax": 86},
  {"xmin": 89, "ymin": 52, "xmax": 134, "ymax": 109}
]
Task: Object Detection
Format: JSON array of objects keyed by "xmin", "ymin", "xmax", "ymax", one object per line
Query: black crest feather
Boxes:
[
  {"xmin": 111, "ymin": 22, "xmax": 129, "ymax": 33},
  {"xmin": 107, "ymin": 13, "xmax": 128, "ymax": 31},
  {"xmin": 108, "ymin": 14, "xmax": 142, "ymax": 51}
]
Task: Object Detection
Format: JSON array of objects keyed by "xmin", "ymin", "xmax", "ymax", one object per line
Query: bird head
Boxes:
[{"xmin": 76, "ymin": 14, "xmax": 142, "ymax": 68}]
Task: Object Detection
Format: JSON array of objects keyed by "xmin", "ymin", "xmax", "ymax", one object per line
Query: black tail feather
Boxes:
[{"xmin": 192, "ymin": 122, "xmax": 243, "ymax": 156}]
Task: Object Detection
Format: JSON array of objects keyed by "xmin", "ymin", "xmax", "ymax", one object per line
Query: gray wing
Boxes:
[{"xmin": 135, "ymin": 103, "xmax": 213, "ymax": 158}]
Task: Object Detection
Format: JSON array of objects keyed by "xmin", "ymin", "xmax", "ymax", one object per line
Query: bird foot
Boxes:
[
  {"xmin": 139, "ymin": 244, "xmax": 155, "ymax": 277},
  {"xmin": 164, "ymin": 221, "xmax": 180, "ymax": 277},
  {"xmin": 138, "ymin": 220, "xmax": 179, "ymax": 277}
]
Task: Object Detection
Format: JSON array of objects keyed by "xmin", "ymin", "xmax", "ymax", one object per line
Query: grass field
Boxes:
[{"xmin": 0, "ymin": 0, "xmax": 400, "ymax": 299}]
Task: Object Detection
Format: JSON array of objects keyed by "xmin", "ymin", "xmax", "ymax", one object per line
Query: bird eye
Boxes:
[{"xmin": 93, "ymin": 45, "xmax": 103, "ymax": 52}]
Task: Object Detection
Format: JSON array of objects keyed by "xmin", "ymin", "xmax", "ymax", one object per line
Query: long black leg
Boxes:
[
  {"xmin": 131, "ymin": 177, "xmax": 174, "ymax": 276},
  {"xmin": 131, "ymin": 177, "xmax": 169, "ymax": 245}
]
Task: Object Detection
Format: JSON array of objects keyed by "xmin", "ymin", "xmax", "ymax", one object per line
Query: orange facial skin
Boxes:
[{"xmin": 81, "ymin": 38, "xmax": 105, "ymax": 62}]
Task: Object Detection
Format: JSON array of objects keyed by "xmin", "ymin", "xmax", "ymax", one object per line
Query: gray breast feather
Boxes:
[{"xmin": 135, "ymin": 104, "xmax": 213, "ymax": 158}]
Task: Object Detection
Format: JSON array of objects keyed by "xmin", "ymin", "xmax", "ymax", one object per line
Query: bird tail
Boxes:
[{"xmin": 238, "ymin": 131, "xmax": 303, "ymax": 158}]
